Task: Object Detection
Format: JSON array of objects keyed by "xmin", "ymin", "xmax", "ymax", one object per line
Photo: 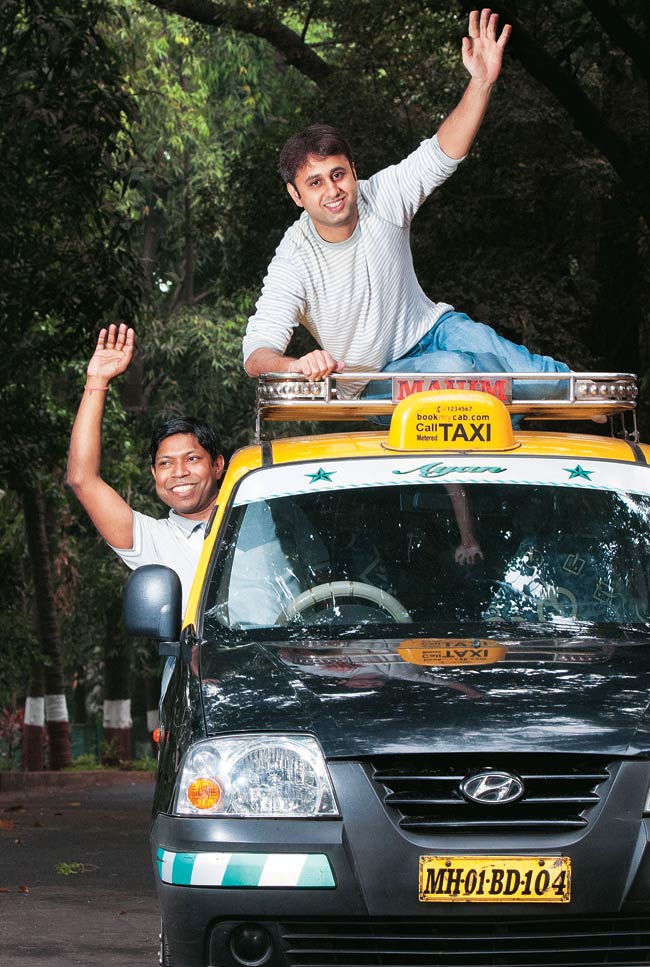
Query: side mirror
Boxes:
[{"xmin": 124, "ymin": 564, "xmax": 182, "ymax": 643}]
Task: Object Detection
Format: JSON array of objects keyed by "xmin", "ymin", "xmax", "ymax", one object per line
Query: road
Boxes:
[{"xmin": 0, "ymin": 773, "xmax": 159, "ymax": 966}]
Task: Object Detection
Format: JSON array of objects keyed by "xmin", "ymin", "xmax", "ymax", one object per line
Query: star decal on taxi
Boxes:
[
  {"xmin": 564, "ymin": 465, "xmax": 593, "ymax": 480},
  {"xmin": 306, "ymin": 467, "xmax": 336, "ymax": 484}
]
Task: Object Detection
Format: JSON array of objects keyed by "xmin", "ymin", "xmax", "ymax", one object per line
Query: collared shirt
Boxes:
[{"xmin": 110, "ymin": 509, "xmax": 207, "ymax": 613}]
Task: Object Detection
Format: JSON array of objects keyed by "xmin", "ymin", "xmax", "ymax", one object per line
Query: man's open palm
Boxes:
[
  {"xmin": 87, "ymin": 324, "xmax": 135, "ymax": 382},
  {"xmin": 462, "ymin": 8, "xmax": 511, "ymax": 86}
]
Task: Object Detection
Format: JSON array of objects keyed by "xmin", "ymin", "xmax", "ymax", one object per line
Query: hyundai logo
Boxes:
[{"xmin": 459, "ymin": 770, "xmax": 525, "ymax": 805}]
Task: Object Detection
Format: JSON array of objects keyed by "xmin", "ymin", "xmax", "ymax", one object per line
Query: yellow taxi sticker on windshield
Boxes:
[
  {"xmin": 398, "ymin": 639, "xmax": 507, "ymax": 667},
  {"xmin": 386, "ymin": 390, "xmax": 519, "ymax": 452}
]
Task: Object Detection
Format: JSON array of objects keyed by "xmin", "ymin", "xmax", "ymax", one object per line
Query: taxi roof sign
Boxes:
[{"xmin": 385, "ymin": 390, "xmax": 519, "ymax": 452}]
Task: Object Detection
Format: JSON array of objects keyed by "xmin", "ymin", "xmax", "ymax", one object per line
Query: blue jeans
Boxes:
[{"xmin": 362, "ymin": 311, "xmax": 570, "ymax": 415}]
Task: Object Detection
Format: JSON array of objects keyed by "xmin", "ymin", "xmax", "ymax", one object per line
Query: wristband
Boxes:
[{"xmin": 84, "ymin": 383, "xmax": 109, "ymax": 392}]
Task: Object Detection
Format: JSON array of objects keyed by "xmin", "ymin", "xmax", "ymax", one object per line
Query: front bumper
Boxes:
[{"xmin": 152, "ymin": 760, "xmax": 650, "ymax": 966}]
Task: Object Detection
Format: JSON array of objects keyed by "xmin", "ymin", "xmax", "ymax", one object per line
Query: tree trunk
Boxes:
[
  {"xmin": 146, "ymin": 0, "xmax": 334, "ymax": 84},
  {"xmin": 588, "ymin": 47, "xmax": 643, "ymax": 374},
  {"xmin": 21, "ymin": 485, "xmax": 72, "ymax": 769},
  {"xmin": 22, "ymin": 661, "xmax": 45, "ymax": 771},
  {"xmin": 590, "ymin": 196, "xmax": 642, "ymax": 372},
  {"xmin": 180, "ymin": 147, "xmax": 195, "ymax": 306},
  {"xmin": 102, "ymin": 598, "xmax": 132, "ymax": 765},
  {"xmin": 141, "ymin": 205, "xmax": 163, "ymax": 293},
  {"xmin": 71, "ymin": 664, "xmax": 88, "ymax": 725}
]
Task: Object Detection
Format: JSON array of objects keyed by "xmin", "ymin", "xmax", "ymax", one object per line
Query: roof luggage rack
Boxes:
[{"xmin": 255, "ymin": 371, "xmax": 638, "ymax": 440}]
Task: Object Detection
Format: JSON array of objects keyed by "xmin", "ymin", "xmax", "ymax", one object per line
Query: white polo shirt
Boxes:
[{"xmin": 110, "ymin": 509, "xmax": 207, "ymax": 613}]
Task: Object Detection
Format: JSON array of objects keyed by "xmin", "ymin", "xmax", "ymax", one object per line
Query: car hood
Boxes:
[{"xmin": 199, "ymin": 635, "xmax": 650, "ymax": 758}]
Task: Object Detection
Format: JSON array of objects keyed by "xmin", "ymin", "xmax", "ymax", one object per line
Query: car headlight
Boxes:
[{"xmin": 174, "ymin": 734, "xmax": 340, "ymax": 818}]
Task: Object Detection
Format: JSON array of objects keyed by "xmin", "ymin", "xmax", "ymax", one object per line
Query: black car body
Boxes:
[{"xmin": 126, "ymin": 378, "xmax": 650, "ymax": 966}]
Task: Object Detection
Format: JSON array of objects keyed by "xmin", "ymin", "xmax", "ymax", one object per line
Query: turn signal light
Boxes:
[{"xmin": 187, "ymin": 777, "xmax": 225, "ymax": 811}]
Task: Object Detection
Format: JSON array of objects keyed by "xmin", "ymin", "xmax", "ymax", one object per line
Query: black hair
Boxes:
[
  {"xmin": 149, "ymin": 417, "xmax": 222, "ymax": 466},
  {"xmin": 278, "ymin": 123, "xmax": 355, "ymax": 189}
]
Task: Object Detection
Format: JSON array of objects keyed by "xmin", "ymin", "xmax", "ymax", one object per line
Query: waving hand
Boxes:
[
  {"xmin": 462, "ymin": 8, "xmax": 511, "ymax": 86},
  {"xmin": 87, "ymin": 323, "xmax": 135, "ymax": 384}
]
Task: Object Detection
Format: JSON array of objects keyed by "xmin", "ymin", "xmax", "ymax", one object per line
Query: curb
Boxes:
[{"xmin": 0, "ymin": 770, "xmax": 156, "ymax": 793}]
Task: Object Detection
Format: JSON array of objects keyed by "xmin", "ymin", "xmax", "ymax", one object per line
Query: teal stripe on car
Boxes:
[
  {"xmin": 158, "ymin": 850, "xmax": 335, "ymax": 888},
  {"xmin": 221, "ymin": 852, "xmax": 267, "ymax": 887},
  {"xmin": 172, "ymin": 852, "xmax": 196, "ymax": 886},
  {"xmin": 297, "ymin": 852, "xmax": 336, "ymax": 887}
]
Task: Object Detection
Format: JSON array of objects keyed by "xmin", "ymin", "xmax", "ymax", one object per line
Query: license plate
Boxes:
[{"xmin": 419, "ymin": 855, "xmax": 571, "ymax": 903}]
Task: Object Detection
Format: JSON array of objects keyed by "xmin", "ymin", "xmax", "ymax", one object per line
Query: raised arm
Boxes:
[
  {"xmin": 436, "ymin": 8, "xmax": 511, "ymax": 160},
  {"xmin": 66, "ymin": 324, "xmax": 136, "ymax": 549}
]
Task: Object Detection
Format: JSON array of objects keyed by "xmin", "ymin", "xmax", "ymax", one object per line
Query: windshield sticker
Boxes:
[
  {"xmin": 233, "ymin": 456, "xmax": 650, "ymax": 506},
  {"xmin": 563, "ymin": 554, "xmax": 585, "ymax": 576},
  {"xmin": 392, "ymin": 462, "xmax": 507, "ymax": 480},
  {"xmin": 398, "ymin": 640, "xmax": 507, "ymax": 667},
  {"xmin": 564, "ymin": 465, "xmax": 594, "ymax": 480},
  {"xmin": 305, "ymin": 467, "xmax": 336, "ymax": 484}
]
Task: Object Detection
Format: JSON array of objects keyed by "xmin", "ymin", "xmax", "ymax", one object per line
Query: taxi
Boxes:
[{"xmin": 124, "ymin": 370, "xmax": 650, "ymax": 967}]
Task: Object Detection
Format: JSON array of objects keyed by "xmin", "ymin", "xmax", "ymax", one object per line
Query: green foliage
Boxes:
[
  {"xmin": 141, "ymin": 302, "xmax": 258, "ymax": 456},
  {"xmin": 112, "ymin": 0, "xmax": 286, "ymax": 309},
  {"xmin": 0, "ymin": 1, "xmax": 149, "ymax": 716},
  {"xmin": 63, "ymin": 751, "xmax": 156, "ymax": 771},
  {"xmin": 67, "ymin": 753, "xmax": 103, "ymax": 771},
  {"xmin": 0, "ymin": 0, "xmax": 143, "ymax": 487},
  {"xmin": 128, "ymin": 754, "xmax": 157, "ymax": 772},
  {"xmin": 0, "ymin": 0, "xmax": 142, "ymax": 334},
  {"xmin": 0, "ymin": 707, "xmax": 24, "ymax": 769},
  {"xmin": 0, "ymin": 492, "xmax": 37, "ymax": 707},
  {"xmin": 2, "ymin": 0, "xmax": 649, "ymax": 717},
  {"xmin": 55, "ymin": 861, "xmax": 97, "ymax": 875}
]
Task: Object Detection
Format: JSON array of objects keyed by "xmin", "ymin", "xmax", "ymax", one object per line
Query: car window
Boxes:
[{"xmin": 202, "ymin": 482, "xmax": 650, "ymax": 639}]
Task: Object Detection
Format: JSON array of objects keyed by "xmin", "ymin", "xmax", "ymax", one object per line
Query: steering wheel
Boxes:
[{"xmin": 279, "ymin": 580, "xmax": 412, "ymax": 624}]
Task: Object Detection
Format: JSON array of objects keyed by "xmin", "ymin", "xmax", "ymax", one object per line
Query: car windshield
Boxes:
[{"xmin": 202, "ymin": 482, "xmax": 650, "ymax": 642}]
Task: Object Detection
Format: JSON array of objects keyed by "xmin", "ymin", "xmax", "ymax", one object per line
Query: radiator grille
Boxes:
[
  {"xmin": 371, "ymin": 755, "xmax": 612, "ymax": 833},
  {"xmin": 279, "ymin": 915, "xmax": 650, "ymax": 966}
]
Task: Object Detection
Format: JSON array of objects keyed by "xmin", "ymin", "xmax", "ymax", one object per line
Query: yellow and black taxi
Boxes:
[{"xmin": 125, "ymin": 370, "xmax": 650, "ymax": 967}]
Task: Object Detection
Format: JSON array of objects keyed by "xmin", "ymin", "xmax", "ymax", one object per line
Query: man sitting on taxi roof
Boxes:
[{"xmin": 242, "ymin": 9, "xmax": 570, "ymax": 399}]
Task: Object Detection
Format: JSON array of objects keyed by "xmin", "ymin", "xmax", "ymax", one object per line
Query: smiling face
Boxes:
[
  {"xmin": 287, "ymin": 153, "xmax": 359, "ymax": 242},
  {"xmin": 151, "ymin": 433, "xmax": 224, "ymax": 520}
]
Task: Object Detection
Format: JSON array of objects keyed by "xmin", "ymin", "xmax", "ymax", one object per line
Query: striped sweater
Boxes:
[{"xmin": 243, "ymin": 133, "xmax": 463, "ymax": 397}]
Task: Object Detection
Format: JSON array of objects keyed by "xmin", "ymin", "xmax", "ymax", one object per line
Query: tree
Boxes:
[
  {"xmin": 21, "ymin": 487, "xmax": 72, "ymax": 768},
  {"xmin": 0, "ymin": 0, "xmax": 143, "ymax": 767},
  {"xmin": 0, "ymin": 0, "xmax": 303, "ymax": 759},
  {"xmin": 114, "ymin": 0, "xmax": 285, "ymax": 311},
  {"xmin": 143, "ymin": 1, "xmax": 650, "ymax": 228}
]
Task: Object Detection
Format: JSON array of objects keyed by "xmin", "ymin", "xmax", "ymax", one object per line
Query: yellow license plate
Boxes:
[{"xmin": 419, "ymin": 855, "xmax": 571, "ymax": 903}]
